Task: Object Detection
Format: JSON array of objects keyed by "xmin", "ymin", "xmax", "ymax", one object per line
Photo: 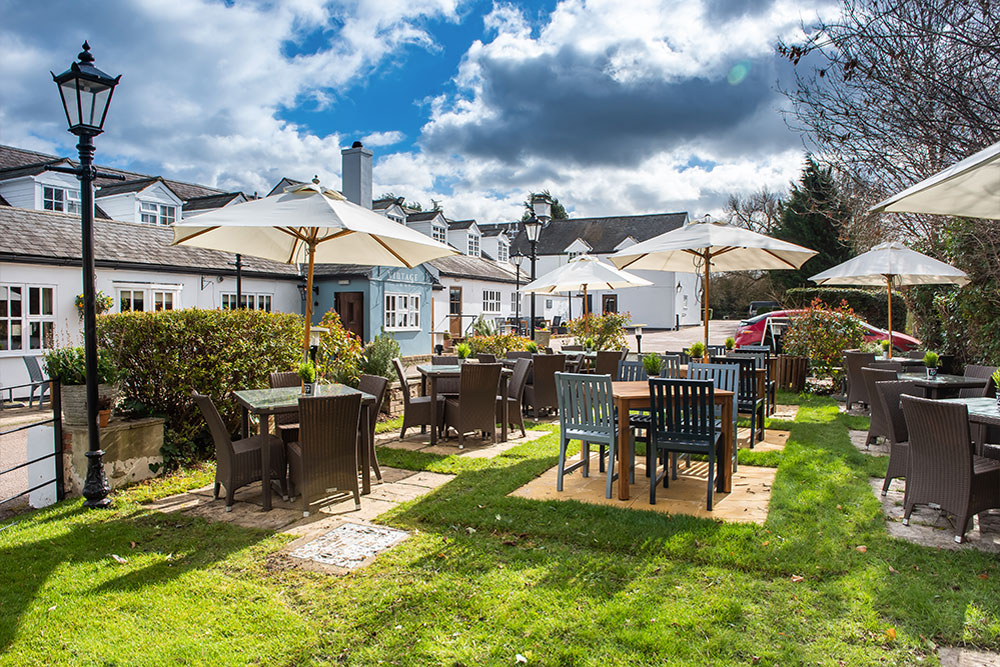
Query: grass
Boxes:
[{"xmin": 1, "ymin": 391, "xmax": 998, "ymax": 665}]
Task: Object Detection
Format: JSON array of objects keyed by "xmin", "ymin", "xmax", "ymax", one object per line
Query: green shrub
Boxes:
[
  {"xmin": 456, "ymin": 342, "xmax": 472, "ymax": 359},
  {"xmin": 44, "ymin": 346, "xmax": 119, "ymax": 385},
  {"xmin": 782, "ymin": 298, "xmax": 866, "ymax": 375},
  {"xmin": 687, "ymin": 342, "xmax": 706, "ymax": 359},
  {"xmin": 97, "ymin": 308, "xmax": 303, "ymax": 467},
  {"xmin": 315, "ymin": 310, "xmax": 364, "ymax": 387},
  {"xmin": 525, "ymin": 341, "xmax": 539, "ymax": 353},
  {"xmin": 471, "ymin": 316, "xmax": 496, "ymax": 336},
  {"xmin": 360, "ymin": 330, "xmax": 401, "ymax": 380},
  {"xmin": 567, "ymin": 312, "xmax": 630, "ymax": 350},
  {"xmin": 784, "ymin": 287, "xmax": 904, "ymax": 329},
  {"xmin": 466, "ymin": 332, "xmax": 531, "ymax": 356},
  {"xmin": 724, "ymin": 337, "xmax": 735, "ymax": 350}
]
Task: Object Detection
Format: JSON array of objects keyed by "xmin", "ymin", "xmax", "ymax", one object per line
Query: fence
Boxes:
[{"xmin": 0, "ymin": 381, "xmax": 64, "ymax": 511}]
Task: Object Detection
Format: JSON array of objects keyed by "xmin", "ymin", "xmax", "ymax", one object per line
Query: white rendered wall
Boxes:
[{"xmin": 433, "ymin": 275, "xmax": 517, "ymax": 336}]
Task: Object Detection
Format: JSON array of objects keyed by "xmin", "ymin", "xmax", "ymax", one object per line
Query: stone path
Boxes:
[
  {"xmin": 850, "ymin": 429, "xmax": 890, "ymax": 456},
  {"xmin": 937, "ymin": 647, "xmax": 1000, "ymax": 666},
  {"xmin": 378, "ymin": 426, "xmax": 550, "ymax": 459}
]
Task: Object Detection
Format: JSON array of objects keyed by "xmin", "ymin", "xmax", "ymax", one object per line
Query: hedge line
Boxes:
[
  {"xmin": 97, "ymin": 309, "xmax": 303, "ymax": 466},
  {"xmin": 784, "ymin": 287, "xmax": 905, "ymax": 330}
]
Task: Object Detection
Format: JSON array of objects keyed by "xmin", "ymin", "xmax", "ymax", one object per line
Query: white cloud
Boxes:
[{"xmin": 361, "ymin": 130, "xmax": 406, "ymax": 147}]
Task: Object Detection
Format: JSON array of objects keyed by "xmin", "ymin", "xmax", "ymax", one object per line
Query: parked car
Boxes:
[
  {"xmin": 747, "ymin": 300, "xmax": 781, "ymax": 318},
  {"xmin": 734, "ymin": 309, "xmax": 921, "ymax": 352}
]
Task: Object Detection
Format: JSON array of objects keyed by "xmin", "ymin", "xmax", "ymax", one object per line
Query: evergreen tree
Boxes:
[
  {"xmin": 771, "ymin": 156, "xmax": 853, "ymax": 291},
  {"xmin": 521, "ymin": 190, "xmax": 569, "ymax": 220}
]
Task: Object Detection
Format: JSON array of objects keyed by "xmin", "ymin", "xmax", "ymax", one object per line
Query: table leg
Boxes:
[
  {"xmin": 617, "ymin": 397, "xmax": 631, "ymax": 500},
  {"xmin": 500, "ymin": 375, "xmax": 509, "ymax": 442},
  {"xmin": 260, "ymin": 413, "xmax": 272, "ymax": 511},
  {"xmin": 719, "ymin": 399, "xmax": 733, "ymax": 493},
  {"xmin": 429, "ymin": 376, "xmax": 439, "ymax": 445},
  {"xmin": 361, "ymin": 403, "xmax": 372, "ymax": 495},
  {"xmin": 241, "ymin": 407, "xmax": 249, "ymax": 439}
]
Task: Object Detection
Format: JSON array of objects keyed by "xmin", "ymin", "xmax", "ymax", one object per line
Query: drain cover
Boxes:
[{"xmin": 289, "ymin": 523, "xmax": 409, "ymax": 569}]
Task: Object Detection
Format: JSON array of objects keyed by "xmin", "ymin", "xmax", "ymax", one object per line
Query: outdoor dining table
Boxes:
[
  {"xmin": 611, "ymin": 381, "xmax": 735, "ymax": 501},
  {"xmin": 416, "ymin": 364, "xmax": 513, "ymax": 446},
  {"xmin": 938, "ymin": 397, "xmax": 1000, "ymax": 454},
  {"xmin": 233, "ymin": 384, "xmax": 376, "ymax": 511},
  {"xmin": 897, "ymin": 372, "xmax": 989, "ymax": 399}
]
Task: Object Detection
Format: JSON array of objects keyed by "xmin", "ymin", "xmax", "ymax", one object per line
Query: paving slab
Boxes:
[
  {"xmin": 938, "ymin": 647, "xmax": 1000, "ymax": 666},
  {"xmin": 851, "ymin": 429, "xmax": 890, "ymax": 456},
  {"xmin": 771, "ymin": 404, "xmax": 799, "ymax": 421},
  {"xmin": 750, "ymin": 430, "xmax": 789, "ymax": 453}
]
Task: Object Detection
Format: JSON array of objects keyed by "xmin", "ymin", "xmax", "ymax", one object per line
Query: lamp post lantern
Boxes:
[
  {"xmin": 49, "ymin": 42, "xmax": 122, "ymax": 509},
  {"xmin": 512, "ymin": 252, "xmax": 525, "ymax": 334},
  {"xmin": 524, "ymin": 193, "xmax": 551, "ymax": 340}
]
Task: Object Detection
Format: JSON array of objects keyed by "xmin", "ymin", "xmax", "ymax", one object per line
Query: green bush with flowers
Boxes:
[
  {"xmin": 566, "ymin": 312, "xmax": 631, "ymax": 350},
  {"xmin": 75, "ymin": 290, "xmax": 115, "ymax": 317},
  {"xmin": 782, "ymin": 298, "xmax": 866, "ymax": 376},
  {"xmin": 466, "ymin": 332, "xmax": 531, "ymax": 357},
  {"xmin": 315, "ymin": 310, "xmax": 365, "ymax": 387}
]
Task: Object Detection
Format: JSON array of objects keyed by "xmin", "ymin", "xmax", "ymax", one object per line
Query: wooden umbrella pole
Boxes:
[
  {"xmin": 703, "ymin": 251, "xmax": 711, "ymax": 347},
  {"xmin": 303, "ymin": 242, "xmax": 316, "ymax": 361},
  {"xmin": 886, "ymin": 274, "xmax": 894, "ymax": 359}
]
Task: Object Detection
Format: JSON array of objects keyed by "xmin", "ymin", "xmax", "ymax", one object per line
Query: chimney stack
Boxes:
[{"xmin": 341, "ymin": 140, "xmax": 373, "ymax": 209}]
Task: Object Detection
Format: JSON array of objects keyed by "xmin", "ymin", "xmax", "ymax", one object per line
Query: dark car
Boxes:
[{"xmin": 747, "ymin": 301, "xmax": 781, "ymax": 318}]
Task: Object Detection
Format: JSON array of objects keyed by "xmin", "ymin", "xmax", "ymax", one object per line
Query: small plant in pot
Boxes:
[
  {"xmin": 724, "ymin": 337, "xmax": 735, "ymax": 351},
  {"xmin": 992, "ymin": 368, "xmax": 1000, "ymax": 407},
  {"xmin": 641, "ymin": 353, "xmax": 663, "ymax": 377},
  {"xmin": 525, "ymin": 341, "xmax": 539, "ymax": 354},
  {"xmin": 97, "ymin": 396, "xmax": 112, "ymax": 428},
  {"xmin": 298, "ymin": 361, "xmax": 317, "ymax": 395},
  {"xmin": 880, "ymin": 339, "xmax": 891, "ymax": 357},
  {"xmin": 43, "ymin": 347, "xmax": 119, "ymax": 427},
  {"xmin": 688, "ymin": 342, "xmax": 706, "ymax": 362},
  {"xmin": 456, "ymin": 342, "xmax": 472, "ymax": 361},
  {"xmin": 584, "ymin": 337, "xmax": 597, "ymax": 352},
  {"xmin": 923, "ymin": 351, "xmax": 939, "ymax": 379}
]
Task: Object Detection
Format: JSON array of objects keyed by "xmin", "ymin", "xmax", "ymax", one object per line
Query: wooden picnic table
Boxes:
[{"xmin": 611, "ymin": 381, "xmax": 735, "ymax": 500}]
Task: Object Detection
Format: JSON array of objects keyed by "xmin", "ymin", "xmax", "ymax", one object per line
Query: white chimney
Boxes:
[{"xmin": 341, "ymin": 141, "xmax": 373, "ymax": 209}]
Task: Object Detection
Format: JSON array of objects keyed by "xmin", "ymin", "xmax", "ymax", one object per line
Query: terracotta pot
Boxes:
[{"xmin": 98, "ymin": 409, "xmax": 111, "ymax": 428}]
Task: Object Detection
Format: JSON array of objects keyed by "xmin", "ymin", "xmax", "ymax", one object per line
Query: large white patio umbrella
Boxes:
[
  {"xmin": 609, "ymin": 218, "xmax": 817, "ymax": 346},
  {"xmin": 519, "ymin": 255, "xmax": 652, "ymax": 326},
  {"xmin": 173, "ymin": 180, "xmax": 457, "ymax": 355},
  {"xmin": 870, "ymin": 140, "xmax": 1000, "ymax": 219},
  {"xmin": 809, "ymin": 241, "xmax": 968, "ymax": 357}
]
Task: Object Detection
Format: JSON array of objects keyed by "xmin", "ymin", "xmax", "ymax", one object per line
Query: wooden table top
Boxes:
[{"xmin": 612, "ymin": 380, "xmax": 734, "ymax": 400}]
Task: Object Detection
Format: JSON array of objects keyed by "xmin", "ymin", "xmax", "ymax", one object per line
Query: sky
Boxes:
[{"xmin": 0, "ymin": 0, "xmax": 837, "ymax": 223}]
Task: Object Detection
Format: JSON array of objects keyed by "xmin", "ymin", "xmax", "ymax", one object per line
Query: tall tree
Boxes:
[
  {"xmin": 521, "ymin": 190, "xmax": 569, "ymax": 220},
  {"xmin": 726, "ymin": 187, "xmax": 782, "ymax": 234},
  {"xmin": 771, "ymin": 156, "xmax": 853, "ymax": 291}
]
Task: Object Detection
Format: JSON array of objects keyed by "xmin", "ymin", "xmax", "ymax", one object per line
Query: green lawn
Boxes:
[{"xmin": 1, "ymin": 391, "xmax": 998, "ymax": 665}]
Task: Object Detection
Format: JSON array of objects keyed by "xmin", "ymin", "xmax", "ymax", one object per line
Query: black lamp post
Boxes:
[
  {"xmin": 524, "ymin": 193, "xmax": 551, "ymax": 340},
  {"xmin": 49, "ymin": 42, "xmax": 122, "ymax": 509},
  {"xmin": 512, "ymin": 252, "xmax": 525, "ymax": 334}
]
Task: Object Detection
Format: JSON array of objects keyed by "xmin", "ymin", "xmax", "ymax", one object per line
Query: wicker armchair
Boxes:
[
  {"xmin": 269, "ymin": 371, "xmax": 301, "ymax": 444},
  {"xmin": 443, "ymin": 363, "xmax": 503, "ymax": 447},
  {"xmin": 505, "ymin": 351, "xmax": 532, "ymax": 360},
  {"xmin": 358, "ymin": 374, "xmax": 389, "ymax": 482},
  {"xmin": 193, "ymin": 392, "xmax": 286, "ymax": 512},
  {"xmin": 900, "ymin": 395, "xmax": 1000, "ymax": 542},
  {"xmin": 844, "ymin": 351, "xmax": 876, "ymax": 410},
  {"xmin": 594, "ymin": 350, "xmax": 625, "ymax": 377},
  {"xmin": 393, "ymin": 358, "xmax": 443, "ymax": 438},
  {"xmin": 874, "ymin": 380, "xmax": 920, "ymax": 496},
  {"xmin": 960, "ymin": 365, "xmax": 997, "ymax": 398},
  {"xmin": 431, "ymin": 355, "xmax": 460, "ymax": 396},
  {"xmin": 523, "ymin": 354, "xmax": 566, "ymax": 417},
  {"xmin": 861, "ymin": 367, "xmax": 901, "ymax": 447},
  {"xmin": 497, "ymin": 358, "xmax": 531, "ymax": 437},
  {"xmin": 287, "ymin": 393, "xmax": 363, "ymax": 517},
  {"xmin": 476, "ymin": 353, "xmax": 498, "ymax": 363}
]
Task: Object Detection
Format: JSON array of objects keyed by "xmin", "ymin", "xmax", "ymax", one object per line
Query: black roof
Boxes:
[
  {"xmin": 184, "ymin": 192, "xmax": 244, "ymax": 212},
  {"xmin": 447, "ymin": 219, "xmax": 476, "ymax": 231},
  {"xmin": 266, "ymin": 177, "xmax": 304, "ymax": 197},
  {"xmin": 406, "ymin": 210, "xmax": 444, "ymax": 223},
  {"xmin": 429, "ymin": 255, "xmax": 516, "ymax": 283},
  {"xmin": 0, "ymin": 159, "xmax": 72, "ymax": 181},
  {"xmin": 0, "ymin": 205, "xmax": 298, "ymax": 278},
  {"xmin": 95, "ymin": 177, "xmax": 178, "ymax": 198},
  {"xmin": 373, "ymin": 196, "xmax": 404, "ymax": 210},
  {"xmin": 504, "ymin": 212, "xmax": 688, "ymax": 255}
]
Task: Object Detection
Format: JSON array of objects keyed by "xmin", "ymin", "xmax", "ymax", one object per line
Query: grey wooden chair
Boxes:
[
  {"xmin": 844, "ymin": 351, "xmax": 876, "ymax": 410},
  {"xmin": 661, "ymin": 354, "xmax": 682, "ymax": 378},
  {"xmin": 555, "ymin": 372, "xmax": 627, "ymax": 498},
  {"xmin": 497, "ymin": 357, "xmax": 531, "ymax": 438},
  {"xmin": 666, "ymin": 350, "xmax": 692, "ymax": 365},
  {"xmin": 192, "ymin": 392, "xmax": 286, "ymax": 512},
  {"xmin": 23, "ymin": 356, "xmax": 49, "ymax": 407},
  {"xmin": 443, "ymin": 363, "xmax": 503, "ymax": 447},
  {"xmin": 900, "ymin": 395, "xmax": 1000, "ymax": 543},
  {"xmin": 358, "ymin": 374, "xmax": 389, "ymax": 482},
  {"xmin": 287, "ymin": 393, "xmax": 363, "ymax": 516},
  {"xmin": 861, "ymin": 367, "xmax": 901, "ymax": 447},
  {"xmin": 875, "ymin": 380, "xmax": 920, "ymax": 496},
  {"xmin": 711, "ymin": 355, "xmax": 764, "ymax": 444},
  {"xmin": 688, "ymin": 362, "xmax": 739, "ymax": 475},
  {"xmin": 393, "ymin": 358, "xmax": 443, "ymax": 438},
  {"xmin": 616, "ymin": 359, "xmax": 648, "ymax": 382}
]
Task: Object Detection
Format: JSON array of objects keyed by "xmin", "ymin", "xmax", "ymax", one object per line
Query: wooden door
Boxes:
[
  {"xmin": 602, "ymin": 294, "xmax": 618, "ymax": 314},
  {"xmin": 334, "ymin": 291, "xmax": 364, "ymax": 339},
  {"xmin": 449, "ymin": 287, "xmax": 463, "ymax": 337}
]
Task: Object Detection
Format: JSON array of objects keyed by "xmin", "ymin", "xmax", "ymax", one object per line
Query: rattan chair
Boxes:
[
  {"xmin": 497, "ymin": 357, "xmax": 531, "ymax": 438},
  {"xmin": 861, "ymin": 367, "xmax": 901, "ymax": 447},
  {"xmin": 867, "ymin": 360, "xmax": 903, "ymax": 372},
  {"xmin": 269, "ymin": 371, "xmax": 302, "ymax": 444},
  {"xmin": 555, "ymin": 372, "xmax": 628, "ymax": 498},
  {"xmin": 562, "ymin": 345, "xmax": 584, "ymax": 352},
  {"xmin": 595, "ymin": 350, "xmax": 625, "ymax": 377},
  {"xmin": 647, "ymin": 378, "xmax": 722, "ymax": 509},
  {"xmin": 844, "ymin": 351, "xmax": 876, "ymax": 410},
  {"xmin": 358, "ymin": 374, "xmax": 389, "ymax": 482},
  {"xmin": 900, "ymin": 395, "xmax": 1000, "ymax": 542},
  {"xmin": 523, "ymin": 354, "xmax": 566, "ymax": 417},
  {"xmin": 443, "ymin": 363, "xmax": 503, "ymax": 447},
  {"xmin": 22, "ymin": 356, "xmax": 49, "ymax": 407},
  {"xmin": 506, "ymin": 351, "xmax": 532, "ymax": 360},
  {"xmin": 393, "ymin": 358, "xmax": 443, "ymax": 438},
  {"xmin": 431, "ymin": 355, "xmax": 460, "ymax": 396},
  {"xmin": 874, "ymin": 379, "xmax": 920, "ymax": 496},
  {"xmin": 476, "ymin": 353, "xmax": 498, "ymax": 363},
  {"xmin": 287, "ymin": 393, "xmax": 363, "ymax": 516},
  {"xmin": 960, "ymin": 365, "xmax": 997, "ymax": 398},
  {"xmin": 193, "ymin": 392, "xmax": 286, "ymax": 512}
]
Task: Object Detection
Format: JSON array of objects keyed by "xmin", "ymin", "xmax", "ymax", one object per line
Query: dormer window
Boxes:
[
  {"xmin": 140, "ymin": 201, "xmax": 177, "ymax": 225},
  {"xmin": 467, "ymin": 233, "xmax": 480, "ymax": 257},
  {"xmin": 497, "ymin": 240, "xmax": 509, "ymax": 262},
  {"xmin": 43, "ymin": 186, "xmax": 81, "ymax": 214},
  {"xmin": 568, "ymin": 250, "xmax": 587, "ymax": 261},
  {"xmin": 433, "ymin": 225, "xmax": 447, "ymax": 244},
  {"xmin": 387, "ymin": 213, "xmax": 404, "ymax": 224}
]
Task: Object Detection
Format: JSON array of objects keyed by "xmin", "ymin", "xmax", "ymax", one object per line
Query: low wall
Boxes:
[{"xmin": 63, "ymin": 417, "xmax": 164, "ymax": 495}]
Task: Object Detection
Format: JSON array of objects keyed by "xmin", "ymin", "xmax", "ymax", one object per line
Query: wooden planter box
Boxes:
[{"xmin": 775, "ymin": 355, "xmax": 808, "ymax": 392}]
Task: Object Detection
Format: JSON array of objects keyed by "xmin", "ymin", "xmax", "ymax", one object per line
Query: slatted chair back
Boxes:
[
  {"xmin": 688, "ymin": 362, "xmax": 739, "ymax": 424},
  {"xmin": 555, "ymin": 372, "xmax": 616, "ymax": 440},
  {"xmin": 392, "ymin": 358, "xmax": 413, "ymax": 408},
  {"xmin": 529, "ymin": 354, "xmax": 566, "ymax": 409},
  {"xmin": 476, "ymin": 353, "xmax": 498, "ymax": 363},
  {"xmin": 616, "ymin": 359, "xmax": 647, "ymax": 382},
  {"xmin": 506, "ymin": 351, "xmax": 532, "ymax": 360},
  {"xmin": 23, "ymin": 356, "xmax": 45, "ymax": 383},
  {"xmin": 960, "ymin": 364, "xmax": 997, "ymax": 398},
  {"xmin": 706, "ymin": 345, "xmax": 726, "ymax": 357},
  {"xmin": 666, "ymin": 350, "xmax": 691, "ymax": 364},
  {"xmin": 844, "ymin": 350, "xmax": 876, "ymax": 409},
  {"xmin": 738, "ymin": 345, "xmax": 771, "ymax": 356},
  {"xmin": 595, "ymin": 350, "xmax": 624, "ymax": 377},
  {"xmin": 648, "ymin": 378, "xmax": 716, "ymax": 446},
  {"xmin": 507, "ymin": 357, "xmax": 531, "ymax": 400},
  {"xmin": 297, "ymin": 393, "xmax": 363, "ymax": 511},
  {"xmin": 710, "ymin": 356, "xmax": 756, "ymax": 402},
  {"xmin": 432, "ymin": 355, "xmax": 458, "ymax": 365},
  {"xmin": 876, "ymin": 380, "xmax": 919, "ymax": 447},
  {"xmin": 564, "ymin": 353, "xmax": 584, "ymax": 374},
  {"xmin": 728, "ymin": 351, "xmax": 765, "ymax": 369},
  {"xmin": 660, "ymin": 354, "xmax": 683, "ymax": 378}
]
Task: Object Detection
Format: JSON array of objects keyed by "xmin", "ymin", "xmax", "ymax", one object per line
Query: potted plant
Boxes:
[
  {"xmin": 688, "ymin": 342, "xmax": 707, "ymax": 363},
  {"xmin": 97, "ymin": 396, "xmax": 112, "ymax": 428},
  {"xmin": 298, "ymin": 360, "xmax": 317, "ymax": 395},
  {"xmin": 456, "ymin": 342, "xmax": 472, "ymax": 362},
  {"xmin": 992, "ymin": 368, "xmax": 1000, "ymax": 407},
  {"xmin": 880, "ymin": 339, "xmax": 891, "ymax": 357},
  {"xmin": 923, "ymin": 351, "xmax": 939, "ymax": 379},
  {"xmin": 525, "ymin": 341, "xmax": 539, "ymax": 354},
  {"xmin": 724, "ymin": 337, "xmax": 735, "ymax": 351},
  {"xmin": 534, "ymin": 325, "xmax": 551, "ymax": 349},
  {"xmin": 43, "ymin": 347, "xmax": 119, "ymax": 426},
  {"xmin": 641, "ymin": 353, "xmax": 663, "ymax": 377},
  {"xmin": 584, "ymin": 337, "xmax": 596, "ymax": 352}
]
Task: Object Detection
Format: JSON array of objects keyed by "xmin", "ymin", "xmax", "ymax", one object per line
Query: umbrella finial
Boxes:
[{"xmin": 312, "ymin": 175, "xmax": 320, "ymax": 185}]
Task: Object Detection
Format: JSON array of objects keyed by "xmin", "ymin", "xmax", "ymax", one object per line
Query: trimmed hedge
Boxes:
[
  {"xmin": 784, "ymin": 287, "xmax": 905, "ymax": 330},
  {"xmin": 97, "ymin": 309, "xmax": 303, "ymax": 467}
]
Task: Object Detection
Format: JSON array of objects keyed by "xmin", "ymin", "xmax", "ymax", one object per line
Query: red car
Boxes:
[{"xmin": 734, "ymin": 309, "xmax": 920, "ymax": 352}]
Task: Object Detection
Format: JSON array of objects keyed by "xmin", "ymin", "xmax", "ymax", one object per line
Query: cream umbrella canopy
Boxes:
[
  {"xmin": 870, "ymin": 140, "xmax": 1000, "ymax": 219},
  {"xmin": 172, "ymin": 180, "xmax": 458, "ymax": 356},
  {"xmin": 519, "ymin": 255, "xmax": 653, "ymax": 326},
  {"xmin": 809, "ymin": 241, "xmax": 968, "ymax": 357},
  {"xmin": 609, "ymin": 218, "xmax": 817, "ymax": 346}
]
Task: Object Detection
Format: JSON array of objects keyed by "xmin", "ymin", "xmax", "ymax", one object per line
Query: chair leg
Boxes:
[
  {"xmin": 671, "ymin": 452, "xmax": 678, "ymax": 480},
  {"xmin": 604, "ymin": 438, "xmax": 616, "ymax": 499},
  {"xmin": 758, "ymin": 405, "xmax": 765, "ymax": 442},
  {"xmin": 557, "ymin": 436, "xmax": 568, "ymax": 492},
  {"xmin": 598, "ymin": 441, "xmax": 605, "ymax": 473},
  {"xmin": 902, "ymin": 503, "xmax": 914, "ymax": 525},
  {"xmin": 225, "ymin": 485, "xmax": 236, "ymax": 512},
  {"xmin": 582, "ymin": 441, "xmax": 590, "ymax": 477},
  {"xmin": 881, "ymin": 474, "xmax": 893, "ymax": 496},
  {"xmin": 706, "ymin": 450, "xmax": 715, "ymax": 511},
  {"xmin": 213, "ymin": 482, "xmax": 221, "ymax": 500},
  {"xmin": 649, "ymin": 447, "xmax": 658, "ymax": 504}
]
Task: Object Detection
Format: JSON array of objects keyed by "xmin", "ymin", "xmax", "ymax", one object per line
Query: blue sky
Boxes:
[{"xmin": 0, "ymin": 0, "xmax": 836, "ymax": 222}]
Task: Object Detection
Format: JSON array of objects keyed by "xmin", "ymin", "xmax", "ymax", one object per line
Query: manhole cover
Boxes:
[{"xmin": 289, "ymin": 523, "xmax": 409, "ymax": 569}]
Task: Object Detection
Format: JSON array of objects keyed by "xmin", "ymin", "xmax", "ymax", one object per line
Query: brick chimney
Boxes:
[{"xmin": 341, "ymin": 141, "xmax": 373, "ymax": 209}]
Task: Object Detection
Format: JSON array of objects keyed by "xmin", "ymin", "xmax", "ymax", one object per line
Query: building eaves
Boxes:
[
  {"xmin": 428, "ymin": 255, "xmax": 517, "ymax": 283},
  {"xmin": 183, "ymin": 192, "xmax": 243, "ymax": 211}
]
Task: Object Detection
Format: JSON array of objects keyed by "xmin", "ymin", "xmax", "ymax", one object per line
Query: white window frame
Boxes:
[
  {"xmin": 482, "ymin": 290, "xmax": 501, "ymax": 314},
  {"xmin": 568, "ymin": 250, "xmax": 587, "ymax": 261},
  {"xmin": 432, "ymin": 225, "xmax": 447, "ymax": 244},
  {"xmin": 139, "ymin": 201, "xmax": 177, "ymax": 225},
  {"xmin": 42, "ymin": 185, "xmax": 81, "ymax": 214},
  {"xmin": 511, "ymin": 291, "xmax": 518, "ymax": 312},
  {"xmin": 0, "ymin": 283, "xmax": 56, "ymax": 355},
  {"xmin": 221, "ymin": 292, "xmax": 273, "ymax": 312},
  {"xmin": 115, "ymin": 283, "xmax": 182, "ymax": 313},
  {"xmin": 384, "ymin": 293, "xmax": 420, "ymax": 331},
  {"xmin": 467, "ymin": 233, "xmax": 480, "ymax": 257},
  {"xmin": 496, "ymin": 240, "xmax": 509, "ymax": 262}
]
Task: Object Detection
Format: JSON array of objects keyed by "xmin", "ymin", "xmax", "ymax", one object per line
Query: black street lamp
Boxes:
[
  {"xmin": 49, "ymin": 42, "xmax": 122, "ymax": 509},
  {"xmin": 524, "ymin": 193, "xmax": 551, "ymax": 341},
  {"xmin": 512, "ymin": 252, "xmax": 525, "ymax": 334}
]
